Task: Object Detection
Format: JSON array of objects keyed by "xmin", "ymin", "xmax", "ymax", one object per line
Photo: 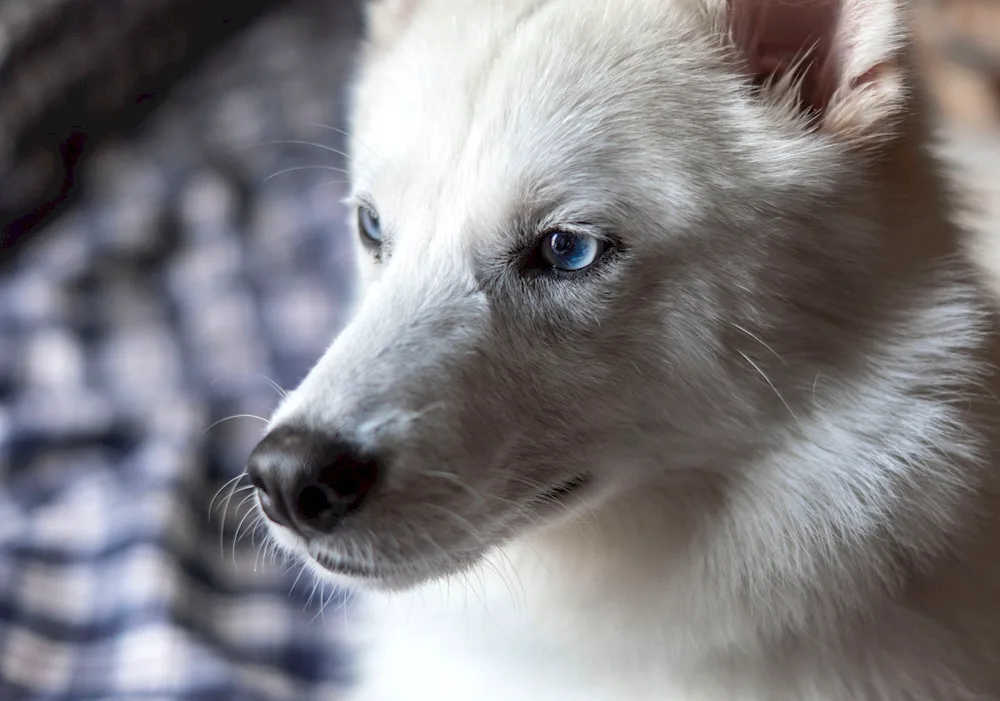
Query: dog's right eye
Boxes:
[
  {"xmin": 358, "ymin": 206, "xmax": 383, "ymax": 246},
  {"xmin": 540, "ymin": 231, "xmax": 606, "ymax": 272}
]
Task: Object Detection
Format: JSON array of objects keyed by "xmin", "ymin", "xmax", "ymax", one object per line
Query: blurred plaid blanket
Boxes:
[{"xmin": 0, "ymin": 4, "xmax": 366, "ymax": 699}]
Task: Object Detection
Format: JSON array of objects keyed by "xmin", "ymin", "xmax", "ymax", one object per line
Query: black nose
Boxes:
[{"xmin": 247, "ymin": 425, "xmax": 380, "ymax": 536}]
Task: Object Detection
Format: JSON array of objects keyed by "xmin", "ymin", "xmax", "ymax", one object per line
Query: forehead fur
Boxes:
[{"xmin": 351, "ymin": 0, "xmax": 845, "ymax": 246}]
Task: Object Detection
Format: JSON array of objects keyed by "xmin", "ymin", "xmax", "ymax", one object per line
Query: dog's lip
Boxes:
[{"xmin": 540, "ymin": 473, "xmax": 590, "ymax": 501}]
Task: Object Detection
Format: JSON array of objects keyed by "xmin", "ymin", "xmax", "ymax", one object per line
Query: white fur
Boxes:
[{"xmin": 258, "ymin": 1, "xmax": 1000, "ymax": 698}]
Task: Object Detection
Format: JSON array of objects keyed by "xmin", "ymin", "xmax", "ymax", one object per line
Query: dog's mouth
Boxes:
[
  {"xmin": 310, "ymin": 549, "xmax": 381, "ymax": 579},
  {"xmin": 302, "ymin": 473, "xmax": 592, "ymax": 586}
]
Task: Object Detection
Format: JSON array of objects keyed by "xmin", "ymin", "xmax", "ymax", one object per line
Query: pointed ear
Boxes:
[
  {"xmin": 726, "ymin": 0, "xmax": 909, "ymax": 143},
  {"xmin": 366, "ymin": 0, "xmax": 422, "ymax": 47}
]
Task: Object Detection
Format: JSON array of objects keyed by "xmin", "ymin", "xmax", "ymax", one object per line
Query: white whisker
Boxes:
[
  {"xmin": 202, "ymin": 414, "xmax": 269, "ymax": 435},
  {"xmin": 305, "ymin": 122, "xmax": 380, "ymax": 160},
  {"xmin": 209, "ymin": 472, "xmax": 247, "ymax": 517},
  {"xmin": 289, "ymin": 561, "xmax": 309, "ymax": 596},
  {"xmin": 255, "ymin": 373, "xmax": 289, "ymax": 399},
  {"xmin": 218, "ymin": 473, "xmax": 250, "ymax": 559},
  {"xmin": 263, "ymin": 165, "xmax": 350, "ymax": 183},
  {"xmin": 251, "ymin": 139, "xmax": 351, "ymax": 160},
  {"xmin": 231, "ymin": 494, "xmax": 259, "ymax": 567}
]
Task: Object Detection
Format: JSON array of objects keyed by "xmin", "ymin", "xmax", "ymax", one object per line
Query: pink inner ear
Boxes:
[{"xmin": 729, "ymin": 0, "xmax": 843, "ymax": 113}]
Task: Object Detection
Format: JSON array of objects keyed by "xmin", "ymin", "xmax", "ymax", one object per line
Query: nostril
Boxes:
[
  {"xmin": 318, "ymin": 458, "xmax": 379, "ymax": 505},
  {"xmin": 294, "ymin": 457, "xmax": 380, "ymax": 526},
  {"xmin": 297, "ymin": 484, "xmax": 335, "ymax": 522}
]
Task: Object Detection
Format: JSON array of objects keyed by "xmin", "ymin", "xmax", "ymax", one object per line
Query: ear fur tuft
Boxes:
[{"xmin": 726, "ymin": 0, "xmax": 909, "ymax": 143}]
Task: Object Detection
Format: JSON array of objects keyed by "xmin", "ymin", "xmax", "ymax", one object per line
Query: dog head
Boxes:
[{"xmin": 250, "ymin": 0, "xmax": 915, "ymax": 591}]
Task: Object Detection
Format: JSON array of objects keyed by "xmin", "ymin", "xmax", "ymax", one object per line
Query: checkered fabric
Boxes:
[{"xmin": 0, "ymin": 4, "xmax": 367, "ymax": 699}]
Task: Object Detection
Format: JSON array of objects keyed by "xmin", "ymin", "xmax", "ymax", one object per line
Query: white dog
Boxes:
[{"xmin": 248, "ymin": 0, "xmax": 1000, "ymax": 698}]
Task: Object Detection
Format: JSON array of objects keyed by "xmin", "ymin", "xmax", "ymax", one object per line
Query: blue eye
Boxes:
[
  {"xmin": 540, "ymin": 231, "xmax": 605, "ymax": 272},
  {"xmin": 358, "ymin": 206, "xmax": 382, "ymax": 244}
]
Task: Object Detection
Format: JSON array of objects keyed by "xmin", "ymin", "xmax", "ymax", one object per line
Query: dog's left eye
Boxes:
[{"xmin": 540, "ymin": 231, "xmax": 606, "ymax": 272}]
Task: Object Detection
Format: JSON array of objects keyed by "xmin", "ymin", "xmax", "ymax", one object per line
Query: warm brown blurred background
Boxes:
[
  {"xmin": 918, "ymin": 0, "xmax": 1000, "ymax": 132},
  {"xmin": 916, "ymin": 0, "xmax": 1000, "ymax": 285}
]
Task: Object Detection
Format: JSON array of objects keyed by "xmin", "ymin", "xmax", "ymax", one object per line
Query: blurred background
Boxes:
[{"xmin": 0, "ymin": 0, "xmax": 998, "ymax": 699}]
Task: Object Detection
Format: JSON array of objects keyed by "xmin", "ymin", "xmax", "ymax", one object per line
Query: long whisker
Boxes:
[
  {"xmin": 219, "ymin": 473, "xmax": 250, "ymax": 558},
  {"xmin": 421, "ymin": 504, "xmax": 525, "ymax": 610},
  {"xmin": 202, "ymin": 414, "xmax": 270, "ymax": 435},
  {"xmin": 263, "ymin": 165, "xmax": 350, "ymax": 183},
  {"xmin": 209, "ymin": 472, "xmax": 248, "ymax": 517},
  {"xmin": 315, "ymin": 584, "xmax": 342, "ymax": 623},
  {"xmin": 423, "ymin": 503, "xmax": 486, "ymax": 542},
  {"xmin": 218, "ymin": 484, "xmax": 255, "ymax": 514},
  {"xmin": 289, "ymin": 560, "xmax": 309, "ymax": 596},
  {"xmin": 250, "ymin": 139, "xmax": 351, "ymax": 160},
  {"xmin": 251, "ymin": 515, "xmax": 266, "ymax": 571},
  {"xmin": 490, "ymin": 548, "xmax": 528, "ymax": 609},
  {"xmin": 231, "ymin": 493, "xmax": 260, "ymax": 567},
  {"xmin": 305, "ymin": 122, "xmax": 380, "ymax": 159},
  {"xmin": 255, "ymin": 373, "xmax": 289, "ymax": 399},
  {"xmin": 310, "ymin": 578, "xmax": 329, "ymax": 622},
  {"xmin": 305, "ymin": 575, "xmax": 321, "ymax": 611}
]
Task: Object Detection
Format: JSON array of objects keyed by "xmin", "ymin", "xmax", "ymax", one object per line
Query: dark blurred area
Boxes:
[
  {"xmin": 0, "ymin": 0, "xmax": 998, "ymax": 699},
  {"xmin": 0, "ymin": 0, "xmax": 290, "ymax": 260}
]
